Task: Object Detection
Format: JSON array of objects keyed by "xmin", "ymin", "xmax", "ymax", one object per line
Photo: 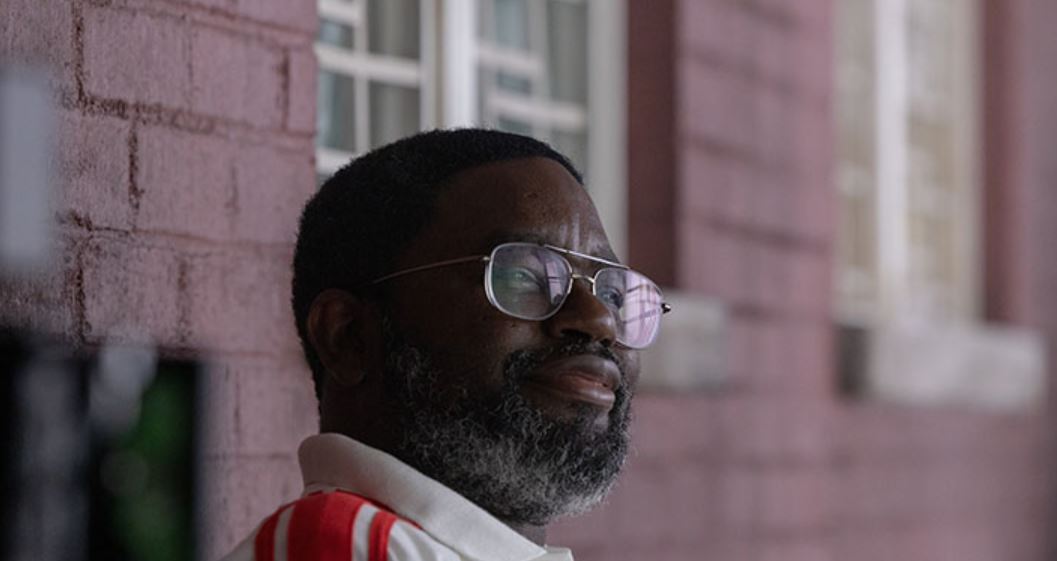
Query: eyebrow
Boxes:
[{"xmin": 482, "ymin": 231, "xmax": 621, "ymax": 263}]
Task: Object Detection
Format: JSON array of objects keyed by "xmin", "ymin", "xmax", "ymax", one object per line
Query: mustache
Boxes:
[{"xmin": 502, "ymin": 339, "xmax": 627, "ymax": 390}]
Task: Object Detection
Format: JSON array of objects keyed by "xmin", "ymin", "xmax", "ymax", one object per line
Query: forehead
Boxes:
[{"xmin": 405, "ymin": 157, "xmax": 614, "ymax": 261}]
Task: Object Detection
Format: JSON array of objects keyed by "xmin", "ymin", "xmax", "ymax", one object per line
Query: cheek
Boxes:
[
  {"xmin": 442, "ymin": 316, "xmax": 539, "ymax": 373},
  {"xmin": 403, "ymin": 300, "xmax": 543, "ymax": 383},
  {"xmin": 390, "ymin": 274, "xmax": 549, "ymax": 380}
]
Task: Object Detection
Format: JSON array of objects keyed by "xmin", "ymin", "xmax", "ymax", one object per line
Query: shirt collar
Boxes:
[{"xmin": 298, "ymin": 433, "xmax": 562, "ymax": 561}]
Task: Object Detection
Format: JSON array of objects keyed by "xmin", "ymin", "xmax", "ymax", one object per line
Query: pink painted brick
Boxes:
[
  {"xmin": 285, "ymin": 47, "xmax": 317, "ymax": 134},
  {"xmin": 762, "ymin": 179, "xmax": 804, "ymax": 238},
  {"xmin": 184, "ymin": 0, "xmax": 238, "ymax": 11},
  {"xmin": 604, "ymin": 460, "xmax": 697, "ymax": 544},
  {"xmin": 231, "ymin": 354, "xmax": 316, "ymax": 455},
  {"xmin": 757, "ymin": 538, "xmax": 834, "ymax": 561},
  {"xmin": 786, "ymin": 321, "xmax": 834, "ymax": 396},
  {"xmin": 717, "ymin": 395, "xmax": 778, "ymax": 462},
  {"xmin": 679, "ymin": 145, "xmax": 746, "ymax": 222},
  {"xmin": 233, "ymin": 143, "xmax": 315, "ymax": 243},
  {"xmin": 631, "ymin": 394, "xmax": 723, "ymax": 460},
  {"xmin": 723, "ymin": 313, "xmax": 754, "ymax": 380},
  {"xmin": 0, "ymin": 234, "xmax": 77, "ymax": 336},
  {"xmin": 716, "ymin": 465, "xmax": 759, "ymax": 532},
  {"xmin": 136, "ymin": 126, "xmax": 234, "ymax": 239},
  {"xmin": 794, "ymin": 176, "xmax": 835, "ymax": 244},
  {"xmin": 742, "ymin": 239, "xmax": 787, "ymax": 313},
  {"xmin": 752, "ymin": 18, "xmax": 797, "ymax": 91},
  {"xmin": 757, "ymin": 468, "xmax": 834, "ymax": 534},
  {"xmin": 791, "ymin": 21, "xmax": 833, "ymax": 104},
  {"xmin": 785, "ymin": 249, "xmax": 831, "ymax": 318},
  {"xmin": 200, "ymin": 454, "xmax": 302, "ymax": 560},
  {"xmin": 676, "ymin": 220, "xmax": 744, "ymax": 300},
  {"xmin": 191, "ymin": 27, "xmax": 284, "ymax": 129},
  {"xmin": 791, "ymin": 109, "xmax": 835, "ymax": 242},
  {"xmin": 55, "ymin": 110, "xmax": 132, "ymax": 230},
  {"xmin": 83, "ymin": 6, "xmax": 190, "ymax": 107},
  {"xmin": 725, "ymin": 234, "xmax": 759, "ymax": 307},
  {"xmin": 200, "ymin": 359, "xmax": 239, "ymax": 457},
  {"xmin": 183, "ymin": 246, "xmax": 300, "ymax": 354},
  {"xmin": 740, "ymin": 316, "xmax": 784, "ymax": 391},
  {"xmin": 678, "ymin": 57, "xmax": 755, "ymax": 151},
  {"xmin": 774, "ymin": 398, "xmax": 835, "ymax": 462},
  {"xmin": 80, "ymin": 236, "xmax": 183, "ymax": 344},
  {"xmin": 238, "ymin": 0, "xmax": 317, "ymax": 33},
  {"xmin": 752, "ymin": 87, "xmax": 796, "ymax": 172},
  {"xmin": 658, "ymin": 464, "xmax": 721, "ymax": 539},
  {"xmin": 547, "ymin": 493, "xmax": 618, "ymax": 553},
  {"xmin": 0, "ymin": 0, "xmax": 75, "ymax": 89},
  {"xmin": 678, "ymin": 0, "xmax": 753, "ymax": 69},
  {"xmin": 718, "ymin": 394, "xmax": 834, "ymax": 463}
]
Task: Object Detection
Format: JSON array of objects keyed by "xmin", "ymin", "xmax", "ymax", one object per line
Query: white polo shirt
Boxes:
[{"xmin": 219, "ymin": 433, "xmax": 575, "ymax": 561}]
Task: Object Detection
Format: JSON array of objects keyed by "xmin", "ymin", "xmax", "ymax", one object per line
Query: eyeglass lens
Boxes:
[{"xmin": 487, "ymin": 244, "xmax": 664, "ymax": 348}]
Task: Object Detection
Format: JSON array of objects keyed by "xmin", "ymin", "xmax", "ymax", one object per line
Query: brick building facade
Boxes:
[{"xmin": 2, "ymin": 1, "xmax": 1056, "ymax": 560}]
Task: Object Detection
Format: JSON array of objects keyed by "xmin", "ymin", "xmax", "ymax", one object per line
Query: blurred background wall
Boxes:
[
  {"xmin": 2, "ymin": 1, "xmax": 1057, "ymax": 560},
  {"xmin": 0, "ymin": 0, "xmax": 320, "ymax": 557}
]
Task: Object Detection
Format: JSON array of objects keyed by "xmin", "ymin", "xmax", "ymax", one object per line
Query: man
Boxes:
[{"xmin": 221, "ymin": 129, "xmax": 669, "ymax": 561}]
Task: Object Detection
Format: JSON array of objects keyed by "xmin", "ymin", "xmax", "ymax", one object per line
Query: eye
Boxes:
[
  {"xmin": 495, "ymin": 267, "xmax": 544, "ymax": 291},
  {"xmin": 596, "ymin": 286, "xmax": 624, "ymax": 310}
]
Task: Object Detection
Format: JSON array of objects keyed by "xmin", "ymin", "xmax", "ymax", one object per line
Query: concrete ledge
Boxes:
[
  {"xmin": 637, "ymin": 290, "xmax": 727, "ymax": 391},
  {"xmin": 839, "ymin": 320, "xmax": 1047, "ymax": 412}
]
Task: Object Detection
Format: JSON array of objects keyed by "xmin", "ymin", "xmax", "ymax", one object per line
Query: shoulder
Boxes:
[{"xmin": 219, "ymin": 490, "xmax": 462, "ymax": 561}]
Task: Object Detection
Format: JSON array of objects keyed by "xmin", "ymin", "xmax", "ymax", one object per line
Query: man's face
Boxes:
[{"xmin": 378, "ymin": 157, "xmax": 640, "ymax": 524}]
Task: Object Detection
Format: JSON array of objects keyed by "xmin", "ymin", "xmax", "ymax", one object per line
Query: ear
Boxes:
[{"xmin": 306, "ymin": 289, "xmax": 383, "ymax": 387}]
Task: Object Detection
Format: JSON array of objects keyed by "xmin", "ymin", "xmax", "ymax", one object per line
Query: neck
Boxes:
[{"xmin": 508, "ymin": 522, "xmax": 547, "ymax": 545}]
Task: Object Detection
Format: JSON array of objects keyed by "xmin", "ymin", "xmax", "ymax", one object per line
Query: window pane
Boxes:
[
  {"xmin": 368, "ymin": 0, "xmax": 420, "ymax": 58},
  {"xmin": 318, "ymin": 19, "xmax": 356, "ymax": 50},
  {"xmin": 477, "ymin": 67, "xmax": 492, "ymax": 123},
  {"xmin": 552, "ymin": 129, "xmax": 587, "ymax": 174},
  {"xmin": 834, "ymin": 0, "xmax": 879, "ymax": 316},
  {"xmin": 496, "ymin": 116, "xmax": 532, "ymax": 136},
  {"xmin": 547, "ymin": 0, "xmax": 587, "ymax": 104},
  {"xmin": 496, "ymin": 71, "xmax": 533, "ymax": 94},
  {"xmin": 317, "ymin": 71, "xmax": 357, "ymax": 153},
  {"xmin": 494, "ymin": 0, "xmax": 530, "ymax": 50},
  {"xmin": 369, "ymin": 82, "xmax": 420, "ymax": 149}
]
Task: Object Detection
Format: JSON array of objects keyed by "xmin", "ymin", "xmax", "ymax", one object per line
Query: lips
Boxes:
[{"xmin": 521, "ymin": 354, "xmax": 621, "ymax": 411}]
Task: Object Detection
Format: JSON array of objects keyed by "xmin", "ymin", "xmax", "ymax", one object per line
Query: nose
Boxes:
[{"xmin": 543, "ymin": 277, "xmax": 619, "ymax": 346}]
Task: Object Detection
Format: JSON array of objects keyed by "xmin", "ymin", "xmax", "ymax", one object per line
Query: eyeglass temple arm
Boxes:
[
  {"xmin": 542, "ymin": 244, "xmax": 628, "ymax": 270},
  {"xmin": 370, "ymin": 255, "xmax": 489, "ymax": 285}
]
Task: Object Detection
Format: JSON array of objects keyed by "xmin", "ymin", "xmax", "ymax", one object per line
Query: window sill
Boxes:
[
  {"xmin": 637, "ymin": 291, "xmax": 727, "ymax": 392},
  {"xmin": 838, "ymin": 319, "xmax": 1047, "ymax": 412}
]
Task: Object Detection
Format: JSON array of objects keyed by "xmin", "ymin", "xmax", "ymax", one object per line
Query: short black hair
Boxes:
[{"xmin": 292, "ymin": 128, "xmax": 583, "ymax": 402}]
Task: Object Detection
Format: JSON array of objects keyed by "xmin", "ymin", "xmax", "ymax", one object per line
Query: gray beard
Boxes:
[{"xmin": 380, "ymin": 317, "xmax": 633, "ymax": 527}]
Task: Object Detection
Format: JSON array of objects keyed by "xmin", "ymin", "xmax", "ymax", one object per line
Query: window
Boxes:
[
  {"xmin": 315, "ymin": 0, "xmax": 627, "ymax": 255},
  {"xmin": 833, "ymin": 1, "xmax": 1045, "ymax": 410},
  {"xmin": 834, "ymin": 0, "xmax": 980, "ymax": 325},
  {"xmin": 315, "ymin": 0, "xmax": 435, "ymax": 174}
]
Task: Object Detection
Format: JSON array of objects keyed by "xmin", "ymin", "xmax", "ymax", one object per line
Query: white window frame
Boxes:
[
  {"xmin": 832, "ymin": 1, "xmax": 1047, "ymax": 412},
  {"xmin": 316, "ymin": 0, "xmax": 438, "ymax": 174},
  {"xmin": 835, "ymin": 0, "xmax": 980, "ymax": 327},
  {"xmin": 316, "ymin": 0, "xmax": 628, "ymax": 259}
]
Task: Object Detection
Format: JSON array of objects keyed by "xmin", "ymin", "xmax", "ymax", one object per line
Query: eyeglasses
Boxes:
[{"xmin": 369, "ymin": 242, "xmax": 671, "ymax": 349}]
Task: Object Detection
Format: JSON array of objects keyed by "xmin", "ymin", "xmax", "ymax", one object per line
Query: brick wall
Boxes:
[
  {"xmin": 4, "ymin": 1, "xmax": 1057, "ymax": 560},
  {"xmin": 0, "ymin": 1, "xmax": 319, "ymax": 558},
  {"xmin": 553, "ymin": 0, "xmax": 1057, "ymax": 560}
]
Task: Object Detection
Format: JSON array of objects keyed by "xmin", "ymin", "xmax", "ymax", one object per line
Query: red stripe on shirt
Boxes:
[
  {"xmin": 288, "ymin": 492, "xmax": 368, "ymax": 561},
  {"xmin": 331, "ymin": 490, "xmax": 420, "ymax": 530},
  {"xmin": 254, "ymin": 505, "xmax": 287, "ymax": 561},
  {"xmin": 368, "ymin": 511, "xmax": 399, "ymax": 561}
]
